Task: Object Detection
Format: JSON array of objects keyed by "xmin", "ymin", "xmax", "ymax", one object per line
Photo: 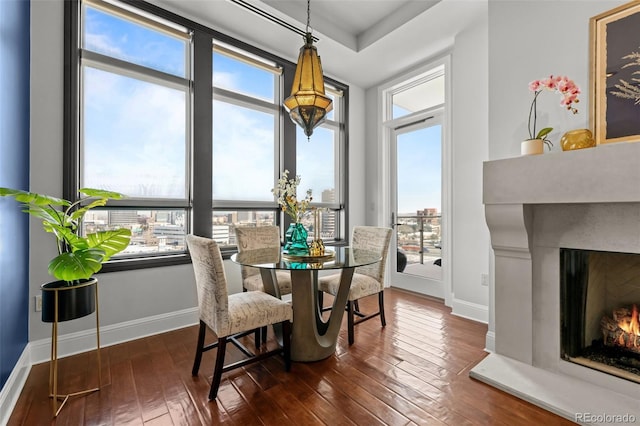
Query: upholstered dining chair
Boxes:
[
  {"xmin": 235, "ymin": 225, "xmax": 293, "ymax": 343},
  {"xmin": 318, "ymin": 226, "xmax": 392, "ymax": 345},
  {"xmin": 235, "ymin": 225, "xmax": 292, "ymax": 297},
  {"xmin": 186, "ymin": 234, "xmax": 292, "ymax": 400}
]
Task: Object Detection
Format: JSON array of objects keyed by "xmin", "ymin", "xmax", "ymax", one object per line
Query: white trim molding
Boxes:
[
  {"xmin": 30, "ymin": 307, "xmax": 198, "ymax": 363},
  {"xmin": 0, "ymin": 347, "xmax": 31, "ymax": 426},
  {"xmin": 450, "ymin": 296, "xmax": 488, "ymax": 324}
]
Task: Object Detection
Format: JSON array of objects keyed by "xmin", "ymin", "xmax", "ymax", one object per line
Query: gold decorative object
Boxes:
[
  {"xmin": 282, "ymin": 250, "xmax": 335, "ymax": 263},
  {"xmin": 590, "ymin": 2, "xmax": 640, "ymax": 144},
  {"xmin": 560, "ymin": 129, "xmax": 596, "ymax": 151},
  {"xmin": 309, "ymin": 208, "xmax": 325, "ymax": 256},
  {"xmin": 283, "ymin": 0, "xmax": 333, "ymax": 138}
]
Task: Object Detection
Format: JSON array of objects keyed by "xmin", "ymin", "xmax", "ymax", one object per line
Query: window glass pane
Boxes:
[
  {"xmin": 83, "ymin": 4, "xmax": 187, "ymax": 77},
  {"xmin": 212, "ymin": 101, "xmax": 275, "ymax": 202},
  {"xmin": 296, "ymin": 126, "xmax": 335, "ymax": 203},
  {"xmin": 397, "ymin": 124, "xmax": 442, "ymax": 214},
  {"xmin": 83, "ymin": 209, "xmax": 187, "ymax": 256},
  {"xmin": 392, "ymin": 74, "xmax": 445, "ymax": 119},
  {"xmin": 326, "ymin": 92, "xmax": 335, "ymax": 121},
  {"xmin": 213, "ymin": 51, "xmax": 274, "ymax": 102},
  {"xmin": 212, "ymin": 211, "xmax": 277, "ymax": 246},
  {"xmin": 82, "ymin": 67, "xmax": 187, "ymax": 198},
  {"xmin": 299, "ymin": 209, "xmax": 337, "ymax": 240}
]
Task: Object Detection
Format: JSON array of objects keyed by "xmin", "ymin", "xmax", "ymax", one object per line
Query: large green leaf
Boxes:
[
  {"xmin": 86, "ymin": 229, "xmax": 131, "ymax": 260},
  {"xmin": 48, "ymin": 248, "xmax": 105, "ymax": 281},
  {"xmin": 0, "ymin": 188, "xmax": 69, "ymax": 206},
  {"xmin": 24, "ymin": 205, "xmax": 66, "ymax": 226}
]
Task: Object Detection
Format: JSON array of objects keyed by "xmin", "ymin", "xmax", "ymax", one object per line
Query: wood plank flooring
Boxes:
[{"xmin": 8, "ymin": 288, "xmax": 576, "ymax": 425}]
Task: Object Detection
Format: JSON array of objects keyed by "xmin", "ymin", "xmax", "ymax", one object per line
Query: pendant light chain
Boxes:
[{"xmin": 306, "ymin": 0, "xmax": 311, "ymax": 34}]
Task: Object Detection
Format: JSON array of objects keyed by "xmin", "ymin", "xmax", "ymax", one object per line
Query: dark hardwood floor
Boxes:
[{"xmin": 8, "ymin": 288, "xmax": 575, "ymax": 425}]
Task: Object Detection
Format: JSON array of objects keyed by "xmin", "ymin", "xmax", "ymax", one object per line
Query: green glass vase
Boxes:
[{"xmin": 284, "ymin": 222, "xmax": 309, "ymax": 255}]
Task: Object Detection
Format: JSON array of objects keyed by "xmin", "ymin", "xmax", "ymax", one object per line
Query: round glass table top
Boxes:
[{"xmin": 231, "ymin": 246, "xmax": 381, "ymax": 270}]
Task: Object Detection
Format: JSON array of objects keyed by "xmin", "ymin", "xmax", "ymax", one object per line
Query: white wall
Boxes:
[
  {"xmin": 488, "ymin": 0, "xmax": 619, "ymax": 160},
  {"xmin": 450, "ymin": 13, "xmax": 490, "ymax": 319},
  {"xmin": 28, "ymin": 0, "xmax": 367, "ymax": 343}
]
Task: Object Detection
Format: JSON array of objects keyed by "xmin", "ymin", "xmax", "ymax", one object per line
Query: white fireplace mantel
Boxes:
[
  {"xmin": 471, "ymin": 142, "xmax": 640, "ymax": 424},
  {"xmin": 483, "ymin": 141, "xmax": 640, "ymax": 206}
]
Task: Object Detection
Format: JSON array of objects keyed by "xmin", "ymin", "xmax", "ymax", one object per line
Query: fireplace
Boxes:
[
  {"xmin": 561, "ymin": 249, "xmax": 640, "ymax": 383},
  {"xmin": 471, "ymin": 142, "xmax": 640, "ymax": 422}
]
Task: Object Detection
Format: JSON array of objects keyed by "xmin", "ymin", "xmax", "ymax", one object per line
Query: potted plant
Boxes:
[
  {"xmin": 271, "ymin": 170, "xmax": 313, "ymax": 254},
  {"xmin": 0, "ymin": 187, "xmax": 131, "ymax": 322},
  {"xmin": 523, "ymin": 75, "xmax": 580, "ymax": 155}
]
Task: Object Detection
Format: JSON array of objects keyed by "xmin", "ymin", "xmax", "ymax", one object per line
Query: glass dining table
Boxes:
[{"xmin": 231, "ymin": 246, "xmax": 381, "ymax": 362}]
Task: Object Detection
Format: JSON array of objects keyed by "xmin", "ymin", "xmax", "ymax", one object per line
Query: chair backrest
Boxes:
[
  {"xmin": 234, "ymin": 225, "xmax": 281, "ymax": 281},
  {"xmin": 186, "ymin": 234, "xmax": 231, "ymax": 337},
  {"xmin": 352, "ymin": 226, "xmax": 393, "ymax": 286}
]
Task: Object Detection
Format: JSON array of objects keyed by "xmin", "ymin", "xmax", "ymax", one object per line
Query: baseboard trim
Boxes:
[
  {"xmin": 30, "ymin": 307, "xmax": 199, "ymax": 364},
  {"xmin": 450, "ymin": 297, "xmax": 488, "ymax": 324},
  {"xmin": 485, "ymin": 331, "xmax": 495, "ymax": 352},
  {"xmin": 0, "ymin": 346, "xmax": 31, "ymax": 426}
]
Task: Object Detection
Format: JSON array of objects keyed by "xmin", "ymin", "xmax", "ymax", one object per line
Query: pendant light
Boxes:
[{"xmin": 284, "ymin": 0, "xmax": 333, "ymax": 138}]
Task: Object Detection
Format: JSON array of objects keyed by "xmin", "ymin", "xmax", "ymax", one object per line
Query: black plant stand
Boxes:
[{"xmin": 42, "ymin": 278, "xmax": 101, "ymax": 417}]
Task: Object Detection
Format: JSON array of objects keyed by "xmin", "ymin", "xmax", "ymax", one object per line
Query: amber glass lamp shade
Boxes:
[{"xmin": 284, "ymin": 33, "xmax": 333, "ymax": 137}]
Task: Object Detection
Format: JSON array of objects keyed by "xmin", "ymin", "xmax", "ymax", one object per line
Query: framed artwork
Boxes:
[{"xmin": 590, "ymin": 1, "xmax": 640, "ymax": 145}]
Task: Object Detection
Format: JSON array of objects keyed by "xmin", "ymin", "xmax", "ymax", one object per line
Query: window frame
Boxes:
[{"xmin": 64, "ymin": 0, "xmax": 349, "ymax": 272}]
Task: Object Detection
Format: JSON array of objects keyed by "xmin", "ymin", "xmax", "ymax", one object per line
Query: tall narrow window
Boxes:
[
  {"xmin": 211, "ymin": 44, "xmax": 282, "ymax": 247},
  {"xmin": 79, "ymin": 0, "xmax": 191, "ymax": 258},
  {"xmin": 296, "ymin": 87, "xmax": 344, "ymax": 240},
  {"xmin": 385, "ymin": 61, "xmax": 448, "ymax": 297}
]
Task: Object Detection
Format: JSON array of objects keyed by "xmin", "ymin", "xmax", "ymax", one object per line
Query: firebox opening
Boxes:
[{"xmin": 560, "ymin": 248, "xmax": 640, "ymax": 384}]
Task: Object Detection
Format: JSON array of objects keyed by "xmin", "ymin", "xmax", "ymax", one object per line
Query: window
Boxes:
[
  {"xmin": 296, "ymin": 88, "xmax": 344, "ymax": 240},
  {"xmin": 66, "ymin": 0, "xmax": 348, "ymax": 270},
  {"xmin": 78, "ymin": 0, "xmax": 190, "ymax": 259}
]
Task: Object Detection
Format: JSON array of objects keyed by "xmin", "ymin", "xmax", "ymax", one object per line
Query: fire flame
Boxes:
[{"xmin": 618, "ymin": 304, "xmax": 640, "ymax": 337}]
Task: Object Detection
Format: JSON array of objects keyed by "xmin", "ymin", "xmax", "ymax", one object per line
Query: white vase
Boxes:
[{"xmin": 521, "ymin": 138, "xmax": 544, "ymax": 156}]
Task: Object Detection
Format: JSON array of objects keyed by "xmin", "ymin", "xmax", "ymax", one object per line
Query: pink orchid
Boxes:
[{"xmin": 527, "ymin": 75, "xmax": 580, "ymax": 149}]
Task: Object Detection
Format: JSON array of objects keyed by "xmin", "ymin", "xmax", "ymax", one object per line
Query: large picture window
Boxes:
[{"xmin": 66, "ymin": 0, "xmax": 348, "ymax": 270}]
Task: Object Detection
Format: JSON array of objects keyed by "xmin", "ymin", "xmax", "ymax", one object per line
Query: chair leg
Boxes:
[
  {"xmin": 282, "ymin": 321, "xmax": 292, "ymax": 371},
  {"xmin": 378, "ymin": 291, "xmax": 386, "ymax": 327},
  {"xmin": 353, "ymin": 299, "xmax": 360, "ymax": 313},
  {"xmin": 347, "ymin": 300, "xmax": 355, "ymax": 345},
  {"xmin": 261, "ymin": 326, "xmax": 268, "ymax": 344},
  {"xmin": 254, "ymin": 328, "xmax": 261, "ymax": 349},
  {"xmin": 209, "ymin": 337, "xmax": 227, "ymax": 400},
  {"xmin": 192, "ymin": 321, "xmax": 206, "ymax": 376}
]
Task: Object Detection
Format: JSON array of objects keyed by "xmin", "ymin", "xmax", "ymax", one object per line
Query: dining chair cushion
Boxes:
[
  {"xmin": 243, "ymin": 271, "xmax": 293, "ymax": 294},
  {"xmin": 223, "ymin": 291, "xmax": 292, "ymax": 337},
  {"xmin": 318, "ymin": 272, "xmax": 381, "ymax": 301}
]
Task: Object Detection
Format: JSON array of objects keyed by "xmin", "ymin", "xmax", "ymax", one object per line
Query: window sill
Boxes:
[{"xmin": 99, "ymin": 253, "xmax": 192, "ymax": 274}]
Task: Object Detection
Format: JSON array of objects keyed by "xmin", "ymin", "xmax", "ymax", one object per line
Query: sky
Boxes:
[{"xmin": 396, "ymin": 125, "xmax": 442, "ymax": 214}]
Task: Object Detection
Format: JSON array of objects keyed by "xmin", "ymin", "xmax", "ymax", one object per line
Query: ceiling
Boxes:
[{"xmin": 151, "ymin": 0, "xmax": 487, "ymax": 88}]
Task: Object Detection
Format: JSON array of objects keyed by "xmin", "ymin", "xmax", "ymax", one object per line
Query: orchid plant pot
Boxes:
[{"xmin": 521, "ymin": 138, "xmax": 544, "ymax": 156}]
